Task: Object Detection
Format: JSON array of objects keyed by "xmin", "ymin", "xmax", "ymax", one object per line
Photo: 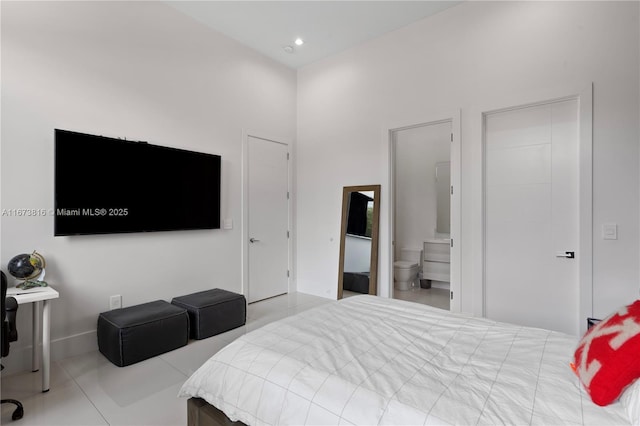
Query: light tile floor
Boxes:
[{"xmin": 1, "ymin": 292, "xmax": 331, "ymax": 426}]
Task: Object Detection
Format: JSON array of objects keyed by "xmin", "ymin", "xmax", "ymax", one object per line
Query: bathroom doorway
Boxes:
[{"xmin": 389, "ymin": 114, "xmax": 460, "ymax": 311}]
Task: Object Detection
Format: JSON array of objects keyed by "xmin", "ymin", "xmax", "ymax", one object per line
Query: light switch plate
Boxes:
[
  {"xmin": 223, "ymin": 218, "xmax": 233, "ymax": 230},
  {"xmin": 602, "ymin": 223, "xmax": 617, "ymax": 240}
]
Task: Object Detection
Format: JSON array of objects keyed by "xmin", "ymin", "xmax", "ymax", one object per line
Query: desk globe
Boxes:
[{"xmin": 7, "ymin": 251, "xmax": 48, "ymax": 289}]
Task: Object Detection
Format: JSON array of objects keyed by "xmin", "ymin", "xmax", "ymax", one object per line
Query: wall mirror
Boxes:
[{"xmin": 337, "ymin": 185, "xmax": 381, "ymax": 299}]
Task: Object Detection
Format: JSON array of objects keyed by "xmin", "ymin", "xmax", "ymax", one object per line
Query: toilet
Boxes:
[{"xmin": 394, "ymin": 248, "xmax": 423, "ymax": 291}]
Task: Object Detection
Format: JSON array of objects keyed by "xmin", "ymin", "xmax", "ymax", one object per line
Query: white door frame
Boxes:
[
  {"xmin": 241, "ymin": 130, "xmax": 293, "ymax": 301},
  {"xmin": 473, "ymin": 84, "xmax": 593, "ymax": 335},
  {"xmin": 384, "ymin": 110, "xmax": 462, "ymax": 312}
]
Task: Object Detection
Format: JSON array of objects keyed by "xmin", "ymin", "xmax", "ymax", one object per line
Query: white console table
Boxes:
[{"xmin": 6, "ymin": 285, "xmax": 59, "ymax": 392}]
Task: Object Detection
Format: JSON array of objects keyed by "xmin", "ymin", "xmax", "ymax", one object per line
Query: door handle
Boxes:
[
  {"xmin": 249, "ymin": 238, "xmax": 260, "ymax": 243},
  {"xmin": 556, "ymin": 251, "xmax": 575, "ymax": 259}
]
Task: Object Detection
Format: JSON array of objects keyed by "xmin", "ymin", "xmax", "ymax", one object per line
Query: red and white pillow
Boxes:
[{"xmin": 572, "ymin": 300, "xmax": 640, "ymax": 406}]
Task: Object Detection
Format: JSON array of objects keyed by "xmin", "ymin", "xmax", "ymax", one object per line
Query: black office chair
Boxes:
[{"xmin": 1, "ymin": 271, "xmax": 24, "ymax": 421}]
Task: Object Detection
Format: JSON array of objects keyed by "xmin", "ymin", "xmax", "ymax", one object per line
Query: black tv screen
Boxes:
[{"xmin": 54, "ymin": 129, "xmax": 221, "ymax": 236}]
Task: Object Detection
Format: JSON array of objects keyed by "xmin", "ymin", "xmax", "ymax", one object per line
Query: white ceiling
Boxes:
[{"xmin": 167, "ymin": 1, "xmax": 463, "ymax": 69}]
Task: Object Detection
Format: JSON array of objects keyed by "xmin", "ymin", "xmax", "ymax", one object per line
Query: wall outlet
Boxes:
[
  {"xmin": 602, "ymin": 223, "xmax": 617, "ymax": 240},
  {"xmin": 110, "ymin": 295, "xmax": 122, "ymax": 310}
]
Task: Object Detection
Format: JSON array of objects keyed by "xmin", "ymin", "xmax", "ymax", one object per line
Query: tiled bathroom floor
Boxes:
[
  {"xmin": 393, "ymin": 286, "xmax": 450, "ymax": 310},
  {"xmin": 345, "ymin": 287, "xmax": 450, "ymax": 310}
]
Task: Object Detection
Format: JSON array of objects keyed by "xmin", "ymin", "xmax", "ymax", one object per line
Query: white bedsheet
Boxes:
[{"xmin": 179, "ymin": 295, "xmax": 629, "ymax": 425}]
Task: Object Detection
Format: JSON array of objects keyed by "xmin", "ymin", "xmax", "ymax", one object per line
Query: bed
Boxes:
[{"xmin": 179, "ymin": 295, "xmax": 632, "ymax": 425}]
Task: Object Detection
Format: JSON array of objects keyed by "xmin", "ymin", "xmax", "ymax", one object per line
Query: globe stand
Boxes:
[
  {"xmin": 16, "ymin": 279, "xmax": 48, "ymax": 290},
  {"xmin": 16, "ymin": 268, "xmax": 48, "ymax": 289}
]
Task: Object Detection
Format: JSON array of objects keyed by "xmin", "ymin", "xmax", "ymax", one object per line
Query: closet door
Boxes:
[
  {"xmin": 247, "ymin": 136, "xmax": 289, "ymax": 303},
  {"xmin": 484, "ymin": 99, "xmax": 579, "ymax": 335}
]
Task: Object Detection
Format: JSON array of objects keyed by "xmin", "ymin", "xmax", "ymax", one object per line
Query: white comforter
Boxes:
[{"xmin": 179, "ymin": 295, "xmax": 629, "ymax": 425}]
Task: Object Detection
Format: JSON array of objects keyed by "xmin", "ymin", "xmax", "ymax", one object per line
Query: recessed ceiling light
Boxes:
[
  {"xmin": 283, "ymin": 45, "xmax": 294, "ymax": 54},
  {"xmin": 294, "ymin": 38, "xmax": 304, "ymax": 46}
]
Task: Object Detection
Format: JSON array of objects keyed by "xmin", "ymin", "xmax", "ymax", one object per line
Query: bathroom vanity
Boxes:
[{"xmin": 423, "ymin": 239, "xmax": 450, "ymax": 284}]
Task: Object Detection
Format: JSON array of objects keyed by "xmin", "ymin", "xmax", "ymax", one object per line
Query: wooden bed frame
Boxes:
[{"xmin": 187, "ymin": 398, "xmax": 245, "ymax": 426}]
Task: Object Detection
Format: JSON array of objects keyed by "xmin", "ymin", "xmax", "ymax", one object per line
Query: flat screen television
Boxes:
[{"xmin": 54, "ymin": 129, "xmax": 221, "ymax": 236}]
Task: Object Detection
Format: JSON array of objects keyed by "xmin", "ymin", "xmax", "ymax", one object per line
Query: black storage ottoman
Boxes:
[
  {"xmin": 97, "ymin": 300, "xmax": 189, "ymax": 367},
  {"xmin": 171, "ymin": 289, "xmax": 246, "ymax": 340}
]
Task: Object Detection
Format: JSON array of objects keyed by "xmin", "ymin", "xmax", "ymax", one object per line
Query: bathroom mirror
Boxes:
[
  {"xmin": 435, "ymin": 161, "xmax": 451, "ymax": 235},
  {"xmin": 337, "ymin": 185, "xmax": 381, "ymax": 299}
]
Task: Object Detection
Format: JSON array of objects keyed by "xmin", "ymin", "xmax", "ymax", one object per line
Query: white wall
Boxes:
[
  {"xmin": 296, "ymin": 0, "xmax": 640, "ymax": 320},
  {"xmin": 1, "ymin": 1, "xmax": 296, "ymax": 371},
  {"xmin": 394, "ymin": 122, "xmax": 450, "ymax": 259}
]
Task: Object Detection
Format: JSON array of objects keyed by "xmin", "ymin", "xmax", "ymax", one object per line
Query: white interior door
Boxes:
[
  {"xmin": 484, "ymin": 99, "xmax": 579, "ymax": 335},
  {"xmin": 247, "ymin": 136, "xmax": 289, "ymax": 303}
]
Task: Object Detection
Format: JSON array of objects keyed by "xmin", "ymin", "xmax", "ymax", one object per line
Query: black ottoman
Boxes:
[
  {"xmin": 171, "ymin": 289, "xmax": 246, "ymax": 340},
  {"xmin": 97, "ymin": 300, "xmax": 189, "ymax": 367}
]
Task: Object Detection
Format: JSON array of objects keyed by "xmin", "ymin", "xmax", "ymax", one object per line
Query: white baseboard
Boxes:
[{"xmin": 1, "ymin": 329, "xmax": 97, "ymax": 376}]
